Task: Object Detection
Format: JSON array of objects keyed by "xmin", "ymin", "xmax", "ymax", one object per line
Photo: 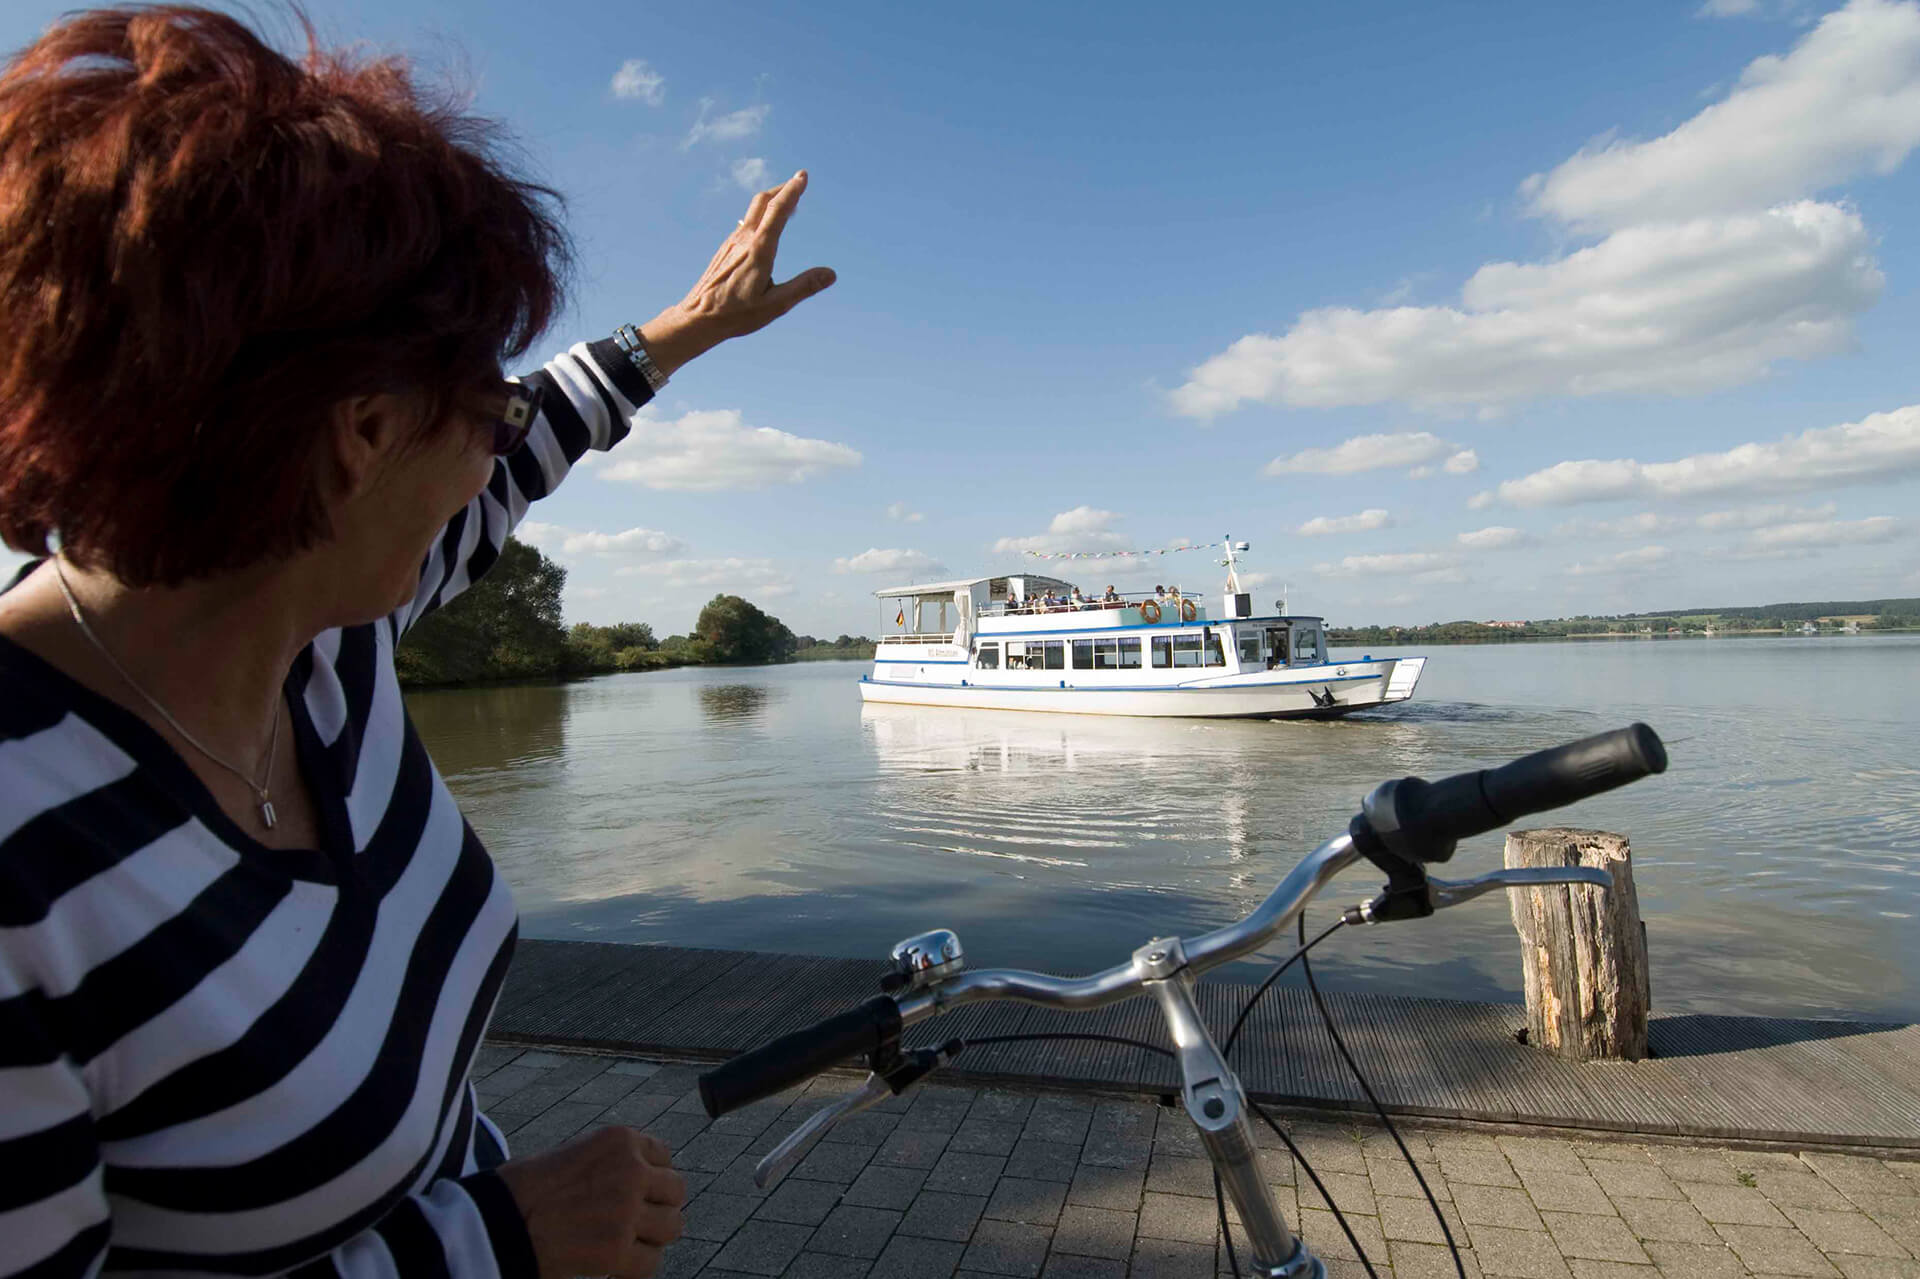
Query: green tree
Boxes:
[
  {"xmin": 395, "ymin": 537, "xmax": 568, "ymax": 685},
  {"xmin": 695, "ymin": 594, "xmax": 798, "ymax": 664}
]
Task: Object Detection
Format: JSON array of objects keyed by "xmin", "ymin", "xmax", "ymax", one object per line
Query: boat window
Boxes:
[
  {"xmin": 1205, "ymin": 632, "xmax": 1227, "ymax": 667},
  {"xmin": 1005, "ymin": 641, "xmax": 1029, "ymax": 670},
  {"xmin": 1118, "ymin": 637, "xmax": 1142, "ymax": 669},
  {"xmin": 1237, "ymin": 631, "xmax": 1261, "ymax": 665},
  {"xmin": 1294, "ymin": 628, "xmax": 1320, "ymax": 662},
  {"xmin": 1041, "ymin": 640, "xmax": 1065, "ymax": 670},
  {"xmin": 976, "ymin": 642, "xmax": 999, "ymax": 670},
  {"xmin": 1151, "ymin": 636, "xmax": 1172, "ymax": 668},
  {"xmin": 1172, "ymin": 633, "xmax": 1204, "ymax": 668},
  {"xmin": 1072, "ymin": 639, "xmax": 1095, "ymax": 670},
  {"xmin": 1072, "ymin": 638, "xmax": 1128, "ymax": 670}
]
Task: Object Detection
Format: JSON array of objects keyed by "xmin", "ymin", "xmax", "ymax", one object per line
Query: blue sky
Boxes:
[{"xmin": 4, "ymin": 0, "xmax": 1918, "ymax": 636}]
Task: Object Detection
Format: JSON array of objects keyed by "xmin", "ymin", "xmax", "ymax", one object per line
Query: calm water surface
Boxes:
[{"xmin": 408, "ymin": 635, "xmax": 1920, "ymax": 1022}]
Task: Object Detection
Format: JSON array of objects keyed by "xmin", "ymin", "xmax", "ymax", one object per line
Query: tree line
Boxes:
[
  {"xmin": 393, "ymin": 537, "xmax": 872, "ymax": 688},
  {"xmin": 1329, "ymin": 598, "xmax": 1920, "ymax": 647}
]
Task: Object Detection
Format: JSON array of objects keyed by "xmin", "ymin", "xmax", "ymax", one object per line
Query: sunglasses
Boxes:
[{"xmin": 485, "ymin": 380, "xmax": 544, "ymax": 455}]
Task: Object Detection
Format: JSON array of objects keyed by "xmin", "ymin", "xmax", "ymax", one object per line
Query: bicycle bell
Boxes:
[{"xmin": 888, "ymin": 929, "xmax": 964, "ymax": 991}]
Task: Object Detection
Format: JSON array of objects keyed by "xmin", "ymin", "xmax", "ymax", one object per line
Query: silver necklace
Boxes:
[{"xmin": 52, "ymin": 555, "xmax": 281, "ymax": 830}]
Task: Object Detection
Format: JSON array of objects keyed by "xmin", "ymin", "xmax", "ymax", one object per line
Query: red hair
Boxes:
[{"xmin": 0, "ymin": 6, "xmax": 568, "ymax": 586}]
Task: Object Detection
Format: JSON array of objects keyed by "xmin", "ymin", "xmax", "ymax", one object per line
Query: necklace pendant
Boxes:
[{"xmin": 260, "ymin": 799, "xmax": 277, "ymax": 830}]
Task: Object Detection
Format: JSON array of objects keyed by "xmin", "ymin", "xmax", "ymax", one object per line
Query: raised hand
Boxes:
[
  {"xmin": 496, "ymin": 1126, "xmax": 687, "ymax": 1278},
  {"xmin": 639, "ymin": 170, "xmax": 837, "ymax": 377}
]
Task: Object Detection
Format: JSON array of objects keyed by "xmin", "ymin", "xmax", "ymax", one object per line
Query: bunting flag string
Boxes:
[{"xmin": 1020, "ymin": 543, "xmax": 1211, "ymax": 560}]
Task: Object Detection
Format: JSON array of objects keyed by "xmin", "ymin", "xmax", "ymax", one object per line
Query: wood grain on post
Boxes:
[{"xmin": 1505, "ymin": 828, "xmax": 1650, "ymax": 1061}]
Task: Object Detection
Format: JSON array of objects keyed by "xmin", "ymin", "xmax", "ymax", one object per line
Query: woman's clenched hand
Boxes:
[
  {"xmin": 496, "ymin": 1126, "xmax": 687, "ymax": 1278},
  {"xmin": 638, "ymin": 170, "xmax": 837, "ymax": 378}
]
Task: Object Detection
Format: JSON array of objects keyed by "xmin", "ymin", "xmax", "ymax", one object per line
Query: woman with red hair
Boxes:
[{"xmin": 0, "ymin": 7, "xmax": 833, "ymax": 1276}]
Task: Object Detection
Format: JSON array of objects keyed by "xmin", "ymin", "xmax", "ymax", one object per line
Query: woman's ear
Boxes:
[{"xmin": 327, "ymin": 393, "xmax": 415, "ymax": 503}]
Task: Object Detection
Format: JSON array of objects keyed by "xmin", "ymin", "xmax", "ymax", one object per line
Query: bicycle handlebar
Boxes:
[
  {"xmin": 698, "ymin": 996, "xmax": 900, "ymax": 1117},
  {"xmin": 1356, "ymin": 723, "xmax": 1667, "ymax": 865}
]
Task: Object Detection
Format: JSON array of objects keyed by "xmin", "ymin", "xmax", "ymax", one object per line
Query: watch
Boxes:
[{"xmin": 613, "ymin": 324, "xmax": 670, "ymax": 394}]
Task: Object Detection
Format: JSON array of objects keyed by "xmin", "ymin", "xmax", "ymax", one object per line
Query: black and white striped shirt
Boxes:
[{"xmin": 0, "ymin": 340, "xmax": 651, "ymax": 1277}]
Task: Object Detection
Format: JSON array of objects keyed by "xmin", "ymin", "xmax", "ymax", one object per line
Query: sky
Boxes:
[{"xmin": 3, "ymin": 0, "xmax": 1918, "ymax": 636}]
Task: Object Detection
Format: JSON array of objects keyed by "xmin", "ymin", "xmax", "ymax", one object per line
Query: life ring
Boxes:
[
  {"xmin": 1139, "ymin": 600, "xmax": 1162, "ymax": 623},
  {"xmin": 1180, "ymin": 598, "xmax": 1198, "ymax": 622}
]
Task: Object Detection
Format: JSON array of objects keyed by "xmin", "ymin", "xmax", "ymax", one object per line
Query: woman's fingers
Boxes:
[
  {"xmin": 761, "ymin": 267, "xmax": 838, "ymax": 319},
  {"xmin": 754, "ymin": 171, "xmax": 809, "ymax": 253},
  {"xmin": 617, "ymin": 1242, "xmax": 665, "ymax": 1279},
  {"xmin": 631, "ymin": 1199, "xmax": 685, "ymax": 1247},
  {"xmin": 739, "ymin": 184, "xmax": 780, "ymax": 233}
]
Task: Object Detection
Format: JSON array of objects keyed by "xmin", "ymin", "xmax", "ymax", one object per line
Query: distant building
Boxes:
[{"xmin": 1483, "ymin": 620, "xmax": 1528, "ymax": 630}]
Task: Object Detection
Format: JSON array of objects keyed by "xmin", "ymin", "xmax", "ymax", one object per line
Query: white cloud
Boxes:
[
  {"xmin": 1568, "ymin": 546, "xmax": 1674, "ymax": 575},
  {"xmin": 1526, "ymin": 0, "xmax": 1920, "ymax": 231},
  {"xmin": 600, "ymin": 407, "xmax": 861, "ymax": 491},
  {"xmin": 731, "ymin": 157, "xmax": 769, "ymax": 191},
  {"xmin": 1744, "ymin": 515, "xmax": 1901, "ymax": 549},
  {"xmin": 1456, "ymin": 526, "xmax": 1535, "ymax": 550},
  {"xmin": 1177, "ymin": 203, "xmax": 1880, "ymax": 416},
  {"xmin": 1554, "ymin": 512, "xmax": 1688, "ymax": 539},
  {"xmin": 993, "ymin": 506, "xmax": 1129, "ymax": 553},
  {"xmin": 610, "ymin": 59, "xmax": 666, "ymax": 105},
  {"xmin": 616, "ymin": 557, "xmax": 794, "ymax": 599},
  {"xmin": 1314, "ymin": 551, "xmax": 1464, "ymax": 580},
  {"xmin": 1694, "ymin": 501, "xmax": 1838, "ymax": 529},
  {"xmin": 684, "ymin": 100, "xmax": 769, "ymax": 149},
  {"xmin": 1266, "ymin": 432, "xmax": 1458, "ymax": 476},
  {"xmin": 519, "ymin": 522, "xmax": 687, "ymax": 558},
  {"xmin": 885, "ymin": 502, "xmax": 925, "ymax": 523},
  {"xmin": 1487, "ymin": 404, "xmax": 1920, "ymax": 507},
  {"xmin": 1297, "ymin": 509, "xmax": 1393, "ymax": 536},
  {"xmin": 1699, "ymin": 0, "xmax": 1764, "ymax": 14},
  {"xmin": 1444, "ymin": 449, "xmax": 1480, "ymax": 475},
  {"xmin": 833, "ymin": 548, "xmax": 946, "ymax": 575}
]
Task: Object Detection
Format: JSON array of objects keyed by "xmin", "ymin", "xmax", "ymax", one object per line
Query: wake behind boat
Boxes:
[{"xmin": 858, "ymin": 538, "xmax": 1426, "ymax": 719}]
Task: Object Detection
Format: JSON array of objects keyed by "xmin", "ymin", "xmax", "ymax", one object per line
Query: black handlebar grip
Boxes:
[
  {"xmin": 1359, "ymin": 724, "xmax": 1666, "ymax": 864},
  {"xmin": 698, "ymin": 996, "xmax": 901, "ymax": 1118}
]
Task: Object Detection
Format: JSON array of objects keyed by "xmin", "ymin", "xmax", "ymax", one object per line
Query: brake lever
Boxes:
[
  {"xmin": 1345, "ymin": 865, "xmax": 1612, "ymax": 923},
  {"xmin": 753, "ymin": 1072, "xmax": 894, "ymax": 1188}
]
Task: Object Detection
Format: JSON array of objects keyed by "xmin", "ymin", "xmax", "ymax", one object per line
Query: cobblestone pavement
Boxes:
[{"xmin": 473, "ymin": 1043, "xmax": 1920, "ymax": 1279}]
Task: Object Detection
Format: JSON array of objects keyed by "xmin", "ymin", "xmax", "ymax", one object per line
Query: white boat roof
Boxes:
[{"xmin": 872, "ymin": 574, "xmax": 1074, "ymax": 599}]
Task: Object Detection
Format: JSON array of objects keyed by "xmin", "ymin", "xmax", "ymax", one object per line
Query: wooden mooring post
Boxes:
[{"xmin": 1505, "ymin": 828, "xmax": 1650, "ymax": 1061}]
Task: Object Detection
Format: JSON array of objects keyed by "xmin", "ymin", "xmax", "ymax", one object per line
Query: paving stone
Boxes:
[
  {"xmin": 1500, "ymin": 1137, "xmax": 1593, "ymax": 1176},
  {"xmin": 846, "ymin": 1165, "xmax": 930, "ymax": 1212},
  {"xmin": 985, "ymin": 1176, "xmax": 1068, "ymax": 1226},
  {"xmin": 1464, "ymin": 1223, "xmax": 1573, "ymax": 1277},
  {"xmin": 1379, "ymin": 1192, "xmax": 1467, "ymax": 1246},
  {"xmin": 1371, "ymin": 1152, "xmax": 1452, "ymax": 1202},
  {"xmin": 540, "ymin": 1055, "xmax": 616, "ymax": 1089},
  {"xmin": 1713, "ymin": 1222, "xmax": 1840, "ymax": 1276},
  {"xmin": 490, "ymin": 1077, "xmax": 580, "ymax": 1117},
  {"xmin": 1640, "ymin": 1239, "xmax": 1748, "ymax": 1277},
  {"xmin": 474, "ymin": 1063, "xmax": 547, "ymax": 1102},
  {"xmin": 755, "ymin": 1178, "xmax": 848, "ymax": 1226},
  {"xmin": 1519, "ymin": 1169, "xmax": 1614, "ymax": 1216},
  {"xmin": 1051, "ymin": 1204, "xmax": 1137, "ymax": 1260},
  {"xmin": 811, "ymin": 1205, "xmax": 906, "ymax": 1259},
  {"xmin": 469, "ymin": 1043, "xmax": 524, "ymax": 1076},
  {"xmin": 710, "ymin": 1098, "xmax": 792, "ymax": 1140},
  {"xmin": 785, "ymin": 1253, "xmax": 876, "ymax": 1279},
  {"xmin": 1586, "ymin": 1159, "xmax": 1683, "ymax": 1203},
  {"xmin": 564, "ymin": 1071, "xmax": 646, "ymax": 1107},
  {"xmin": 708, "ymin": 1152, "xmax": 779, "ymax": 1199},
  {"xmin": 902, "ymin": 1089, "xmax": 977, "ymax": 1135},
  {"xmin": 1256, "ymin": 1147, "xmax": 1295, "ymax": 1186},
  {"xmin": 950, "ymin": 1119, "xmax": 1025, "ymax": 1158},
  {"xmin": 684, "ymin": 1192, "xmax": 760, "ymax": 1241},
  {"xmin": 645, "ymin": 1111, "xmax": 718, "ymax": 1152},
  {"xmin": 1569, "ymin": 1142, "xmax": 1654, "ymax": 1166},
  {"xmin": 1647, "ymin": 1148, "xmax": 1741, "ymax": 1186},
  {"xmin": 1003, "ymin": 1138, "xmax": 1081, "ymax": 1183},
  {"xmin": 796, "ymin": 1141, "xmax": 880, "ymax": 1184},
  {"xmin": 1039, "ymin": 1255, "xmax": 1125, "ymax": 1279},
  {"xmin": 1390, "ymin": 1239, "xmax": 1487, "ymax": 1278},
  {"xmin": 960, "ymin": 1219, "xmax": 1051, "ymax": 1277},
  {"xmin": 876, "ymin": 1127, "xmax": 952, "ymax": 1170},
  {"xmin": 1778, "ymin": 1205, "xmax": 1909, "ymax": 1258},
  {"xmin": 511, "ymin": 1049, "xmax": 576, "ymax": 1069},
  {"xmin": 602, "ymin": 1091, "xmax": 679, "ymax": 1129},
  {"xmin": 1737, "ymin": 1152, "xmax": 1812, "ymax": 1173},
  {"xmin": 824, "ymin": 1112, "xmax": 904, "ymax": 1148},
  {"xmin": 1297, "ymin": 1169, "xmax": 1378, "ymax": 1217},
  {"xmin": 1803, "ymin": 1155, "xmax": 1919, "ymax": 1201},
  {"xmin": 1294, "ymin": 1206, "xmax": 1388, "ymax": 1265},
  {"xmin": 1565, "ymin": 1263, "xmax": 1660, "ymax": 1279},
  {"xmin": 1456, "ymin": 1183, "xmax": 1547, "ymax": 1232},
  {"xmin": 1067, "ymin": 1164, "xmax": 1145, "ymax": 1212},
  {"xmin": 925, "ymin": 1152, "xmax": 1009, "ymax": 1197},
  {"xmin": 1683, "ymin": 1182, "xmax": 1793, "ymax": 1228},
  {"xmin": 1540, "ymin": 1211, "xmax": 1650, "ymax": 1265},
  {"xmin": 970, "ymin": 1091, "xmax": 1036, "ymax": 1126},
  {"xmin": 868, "ymin": 1234, "xmax": 968, "ymax": 1279},
  {"xmin": 673, "ymin": 1131, "xmax": 753, "ymax": 1173},
  {"xmin": 1138, "ymin": 1192, "xmax": 1219, "ymax": 1244},
  {"xmin": 1081, "ymin": 1102, "xmax": 1156, "ymax": 1170},
  {"xmin": 1148, "ymin": 1156, "xmax": 1217, "ymax": 1199},
  {"xmin": 608, "ymin": 1057, "xmax": 663, "ymax": 1077},
  {"xmin": 899, "ymin": 1192, "xmax": 989, "ymax": 1242},
  {"xmin": 1443, "ymin": 1150, "xmax": 1524, "ymax": 1189},
  {"xmin": 1129, "ymin": 1236, "xmax": 1215, "ymax": 1279},
  {"xmin": 661, "ymin": 1237, "xmax": 721, "ymax": 1279},
  {"xmin": 708, "ymin": 1221, "xmax": 816, "ymax": 1277},
  {"xmin": 1830, "ymin": 1260, "xmax": 1920, "ymax": 1279},
  {"xmin": 643, "ymin": 1065, "xmax": 706, "ymax": 1096},
  {"xmin": 1753, "ymin": 1170, "xmax": 1858, "ymax": 1212},
  {"xmin": 1611, "ymin": 1195, "xmax": 1720, "ymax": 1244},
  {"xmin": 508, "ymin": 1100, "xmax": 608, "ymax": 1154},
  {"xmin": 1154, "ymin": 1111, "xmax": 1206, "ymax": 1159},
  {"xmin": 1293, "ymin": 1134, "xmax": 1369, "ymax": 1177},
  {"xmin": 1429, "ymin": 1130, "xmax": 1505, "ymax": 1155},
  {"xmin": 1025, "ymin": 1096, "xmax": 1094, "ymax": 1146}
]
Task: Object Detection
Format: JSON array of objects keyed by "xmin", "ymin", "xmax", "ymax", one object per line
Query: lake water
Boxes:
[{"xmin": 407, "ymin": 634, "xmax": 1920, "ymax": 1023}]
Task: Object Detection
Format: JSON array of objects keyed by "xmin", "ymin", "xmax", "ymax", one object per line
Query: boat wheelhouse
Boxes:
[{"xmin": 858, "ymin": 540, "xmax": 1425, "ymax": 719}]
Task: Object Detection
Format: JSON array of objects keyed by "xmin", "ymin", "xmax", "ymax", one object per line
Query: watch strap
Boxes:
[{"xmin": 613, "ymin": 323, "xmax": 670, "ymax": 394}]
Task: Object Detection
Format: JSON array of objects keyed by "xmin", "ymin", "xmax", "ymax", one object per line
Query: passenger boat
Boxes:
[{"xmin": 859, "ymin": 539, "xmax": 1426, "ymax": 719}]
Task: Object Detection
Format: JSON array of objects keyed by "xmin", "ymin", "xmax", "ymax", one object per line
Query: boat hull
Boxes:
[{"xmin": 857, "ymin": 657, "xmax": 1424, "ymax": 719}]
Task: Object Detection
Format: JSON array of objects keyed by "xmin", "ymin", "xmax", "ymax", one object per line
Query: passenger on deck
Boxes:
[
  {"xmin": 1069, "ymin": 586, "xmax": 1085, "ymax": 607},
  {"xmin": 1154, "ymin": 584, "xmax": 1167, "ymax": 603},
  {"xmin": 1103, "ymin": 585, "xmax": 1119, "ymax": 603}
]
